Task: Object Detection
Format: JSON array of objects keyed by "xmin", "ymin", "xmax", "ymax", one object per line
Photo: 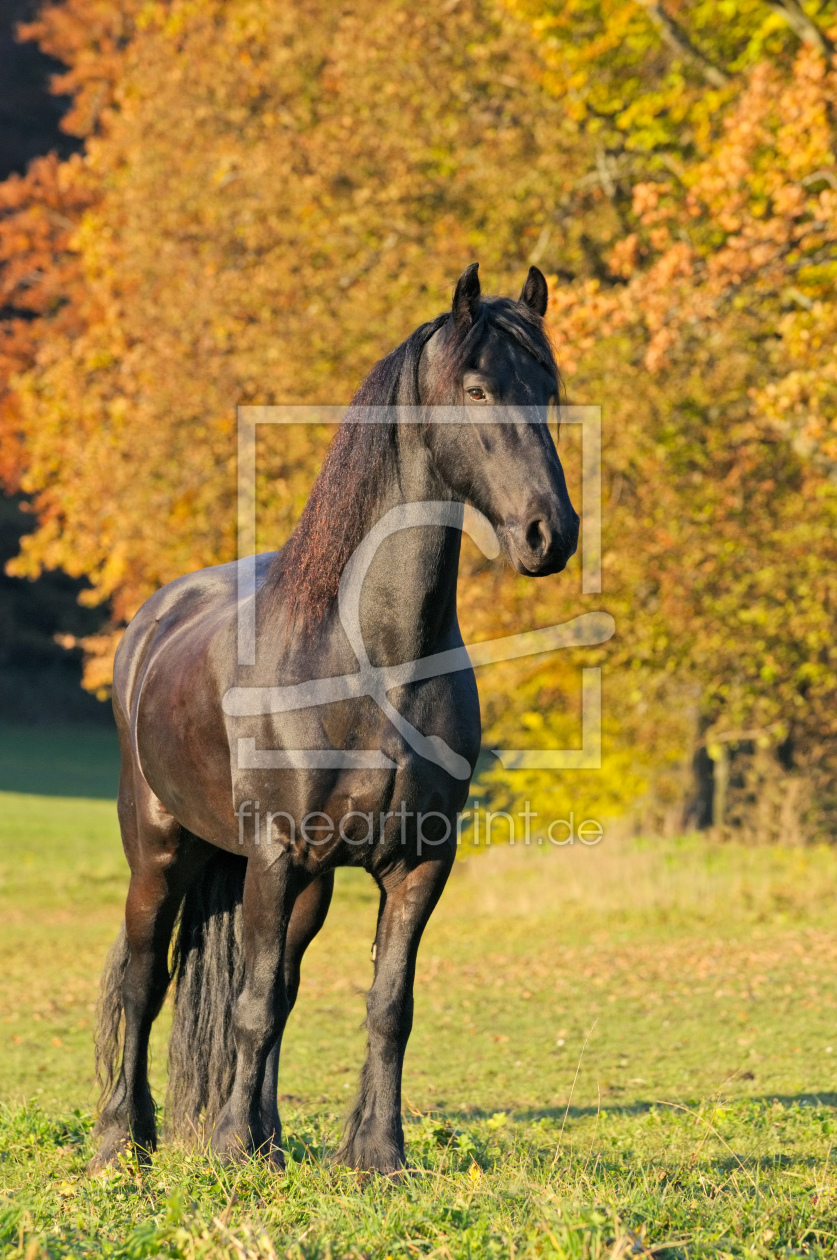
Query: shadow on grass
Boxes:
[
  {"xmin": 431, "ymin": 1092, "xmax": 837, "ymax": 1123},
  {"xmin": 0, "ymin": 719, "xmax": 120, "ymax": 798}
]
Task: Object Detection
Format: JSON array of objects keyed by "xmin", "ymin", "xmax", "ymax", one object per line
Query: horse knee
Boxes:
[
  {"xmin": 365, "ymin": 990, "xmax": 410, "ymax": 1044},
  {"xmin": 284, "ymin": 963, "xmax": 301, "ymax": 1012},
  {"xmin": 234, "ymin": 982, "xmax": 288, "ymax": 1048}
]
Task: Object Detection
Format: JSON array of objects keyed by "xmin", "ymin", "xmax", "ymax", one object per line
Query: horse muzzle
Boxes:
[{"xmin": 503, "ymin": 508, "xmax": 580, "ymax": 577}]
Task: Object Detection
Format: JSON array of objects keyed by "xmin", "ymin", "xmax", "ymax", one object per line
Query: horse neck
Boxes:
[{"xmin": 353, "ymin": 422, "xmax": 462, "ymax": 668}]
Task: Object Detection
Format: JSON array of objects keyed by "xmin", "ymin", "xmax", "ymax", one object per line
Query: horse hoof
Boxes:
[
  {"xmin": 210, "ymin": 1133, "xmax": 251, "ymax": 1165},
  {"xmin": 88, "ymin": 1125, "xmax": 144, "ymax": 1174},
  {"xmin": 335, "ymin": 1135, "xmax": 404, "ymax": 1175},
  {"xmin": 259, "ymin": 1139, "xmax": 286, "ymax": 1171},
  {"xmin": 210, "ymin": 1106, "xmax": 263, "ymax": 1165}
]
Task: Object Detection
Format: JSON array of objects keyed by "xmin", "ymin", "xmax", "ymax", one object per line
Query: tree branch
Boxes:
[
  {"xmin": 638, "ymin": 0, "xmax": 731, "ymax": 87},
  {"xmin": 769, "ymin": 0, "xmax": 833, "ymax": 56}
]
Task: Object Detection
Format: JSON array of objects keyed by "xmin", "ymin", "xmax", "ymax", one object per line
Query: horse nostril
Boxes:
[{"xmin": 525, "ymin": 518, "xmax": 548, "ymax": 557}]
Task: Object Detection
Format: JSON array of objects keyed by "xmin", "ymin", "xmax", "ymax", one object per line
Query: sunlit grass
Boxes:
[{"xmin": 2, "ymin": 789, "xmax": 837, "ymax": 1256}]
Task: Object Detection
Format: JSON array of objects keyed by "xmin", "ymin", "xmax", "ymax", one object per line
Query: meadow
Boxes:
[{"xmin": 2, "ymin": 726, "xmax": 837, "ymax": 1258}]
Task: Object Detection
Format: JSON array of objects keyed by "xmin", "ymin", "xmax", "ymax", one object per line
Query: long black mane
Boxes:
[{"xmin": 265, "ymin": 296, "xmax": 558, "ymax": 622}]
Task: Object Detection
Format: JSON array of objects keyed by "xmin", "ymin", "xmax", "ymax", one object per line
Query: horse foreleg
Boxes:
[
  {"xmin": 211, "ymin": 849, "xmax": 300, "ymax": 1165},
  {"xmin": 259, "ymin": 871, "xmax": 334, "ymax": 1146},
  {"xmin": 336, "ymin": 853, "xmax": 453, "ymax": 1173}
]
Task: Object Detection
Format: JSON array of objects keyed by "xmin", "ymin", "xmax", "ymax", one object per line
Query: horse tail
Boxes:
[
  {"xmin": 93, "ymin": 924, "xmax": 130, "ymax": 1121},
  {"xmin": 165, "ymin": 850, "xmax": 247, "ymax": 1141}
]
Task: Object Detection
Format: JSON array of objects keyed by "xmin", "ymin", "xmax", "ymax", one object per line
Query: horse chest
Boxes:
[{"xmin": 257, "ymin": 743, "xmax": 470, "ymax": 873}]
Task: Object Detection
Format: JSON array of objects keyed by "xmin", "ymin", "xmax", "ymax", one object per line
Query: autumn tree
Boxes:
[
  {"xmin": 480, "ymin": 0, "xmax": 837, "ymax": 839},
  {"xmin": 5, "ymin": 0, "xmax": 587, "ymax": 692},
  {"xmin": 0, "ymin": 0, "xmax": 144, "ymax": 489},
  {"xmin": 4, "ymin": 0, "xmax": 837, "ymax": 840}
]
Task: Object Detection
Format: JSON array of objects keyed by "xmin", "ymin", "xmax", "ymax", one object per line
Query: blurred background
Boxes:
[
  {"xmin": 1, "ymin": 0, "xmax": 835, "ymax": 835},
  {"xmin": 0, "ymin": 0, "xmax": 117, "ymax": 796}
]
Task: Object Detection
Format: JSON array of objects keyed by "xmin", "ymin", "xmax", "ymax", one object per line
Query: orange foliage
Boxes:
[
  {"xmin": 4, "ymin": 0, "xmax": 580, "ymax": 694},
  {"xmin": 0, "ymin": 153, "xmax": 93, "ymax": 487},
  {"xmin": 524, "ymin": 33, "xmax": 837, "ymax": 834},
  {"xmin": 0, "ymin": 0, "xmax": 142, "ymax": 488}
]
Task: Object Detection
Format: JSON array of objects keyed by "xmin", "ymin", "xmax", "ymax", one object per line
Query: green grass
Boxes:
[{"xmin": 3, "ymin": 783, "xmax": 837, "ymax": 1257}]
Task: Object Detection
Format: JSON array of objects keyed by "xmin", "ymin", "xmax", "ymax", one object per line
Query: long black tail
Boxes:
[
  {"xmin": 165, "ymin": 850, "xmax": 247, "ymax": 1141},
  {"xmin": 93, "ymin": 924, "xmax": 130, "ymax": 1126}
]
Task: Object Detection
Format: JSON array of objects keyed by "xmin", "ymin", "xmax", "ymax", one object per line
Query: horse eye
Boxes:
[{"xmin": 466, "ymin": 387, "xmax": 486, "ymax": 400}]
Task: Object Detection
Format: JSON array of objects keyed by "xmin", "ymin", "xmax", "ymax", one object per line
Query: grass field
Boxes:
[{"xmin": 3, "ymin": 767, "xmax": 837, "ymax": 1258}]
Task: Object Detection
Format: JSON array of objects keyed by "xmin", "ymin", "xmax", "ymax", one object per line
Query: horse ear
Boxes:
[
  {"xmin": 452, "ymin": 262, "xmax": 481, "ymax": 325},
  {"xmin": 519, "ymin": 265, "xmax": 548, "ymax": 317}
]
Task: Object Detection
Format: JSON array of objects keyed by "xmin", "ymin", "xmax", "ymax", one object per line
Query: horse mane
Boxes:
[{"xmin": 263, "ymin": 296, "xmax": 558, "ymax": 625}]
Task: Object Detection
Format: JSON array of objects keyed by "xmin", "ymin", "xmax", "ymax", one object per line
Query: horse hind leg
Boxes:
[
  {"xmin": 91, "ymin": 767, "xmax": 209, "ymax": 1172},
  {"xmin": 259, "ymin": 871, "xmax": 335, "ymax": 1149},
  {"xmin": 91, "ymin": 866, "xmax": 180, "ymax": 1169}
]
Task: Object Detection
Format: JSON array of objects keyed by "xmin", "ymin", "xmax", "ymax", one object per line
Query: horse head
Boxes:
[{"xmin": 419, "ymin": 262, "xmax": 580, "ymax": 577}]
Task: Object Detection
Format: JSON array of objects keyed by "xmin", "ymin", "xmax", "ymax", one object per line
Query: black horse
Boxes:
[{"xmin": 92, "ymin": 262, "xmax": 579, "ymax": 1174}]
